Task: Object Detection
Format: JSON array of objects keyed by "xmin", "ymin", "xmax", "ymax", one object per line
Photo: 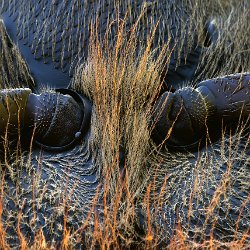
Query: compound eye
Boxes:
[{"xmin": 26, "ymin": 89, "xmax": 91, "ymax": 151}]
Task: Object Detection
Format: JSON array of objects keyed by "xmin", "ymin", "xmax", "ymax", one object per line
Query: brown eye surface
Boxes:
[{"xmin": 25, "ymin": 89, "xmax": 91, "ymax": 151}]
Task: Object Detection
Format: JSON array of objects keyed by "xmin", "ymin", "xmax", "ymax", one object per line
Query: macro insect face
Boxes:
[{"xmin": 0, "ymin": 0, "xmax": 249, "ymax": 248}]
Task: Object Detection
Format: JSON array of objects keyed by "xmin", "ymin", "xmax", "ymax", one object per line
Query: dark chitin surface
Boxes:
[
  {"xmin": 0, "ymin": 0, "xmax": 249, "ymax": 248},
  {"xmin": 0, "ymin": 0, "xmax": 214, "ymax": 90}
]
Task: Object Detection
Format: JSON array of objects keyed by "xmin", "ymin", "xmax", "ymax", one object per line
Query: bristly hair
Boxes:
[
  {"xmin": 0, "ymin": 0, "xmax": 249, "ymax": 248},
  {"xmin": 0, "ymin": 20, "xmax": 34, "ymax": 89}
]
